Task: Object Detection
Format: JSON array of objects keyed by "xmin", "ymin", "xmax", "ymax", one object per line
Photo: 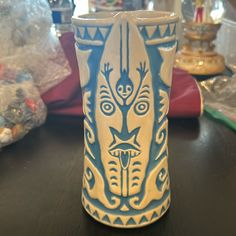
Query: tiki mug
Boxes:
[{"xmin": 72, "ymin": 11, "xmax": 178, "ymax": 228}]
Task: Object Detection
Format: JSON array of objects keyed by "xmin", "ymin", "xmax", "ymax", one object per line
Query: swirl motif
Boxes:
[
  {"xmin": 84, "ymin": 119, "xmax": 95, "ymax": 159},
  {"xmin": 155, "ymin": 119, "xmax": 168, "ymax": 160},
  {"xmin": 85, "ymin": 167, "xmax": 93, "ymax": 181}
]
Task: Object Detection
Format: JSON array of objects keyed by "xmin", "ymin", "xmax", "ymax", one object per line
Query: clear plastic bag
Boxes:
[
  {"xmin": 200, "ymin": 75, "xmax": 236, "ymax": 131},
  {"xmin": 0, "ymin": 0, "xmax": 71, "ymax": 94},
  {"xmin": 0, "ymin": 65, "xmax": 47, "ymax": 148}
]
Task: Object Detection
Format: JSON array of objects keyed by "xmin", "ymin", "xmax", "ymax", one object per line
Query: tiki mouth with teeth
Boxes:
[
  {"xmin": 108, "ymin": 127, "xmax": 141, "ymax": 169},
  {"xmin": 109, "ymin": 143, "xmax": 141, "ymax": 169}
]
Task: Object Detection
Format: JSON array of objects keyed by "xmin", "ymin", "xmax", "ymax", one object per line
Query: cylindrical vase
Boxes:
[{"xmin": 72, "ymin": 11, "xmax": 178, "ymax": 228}]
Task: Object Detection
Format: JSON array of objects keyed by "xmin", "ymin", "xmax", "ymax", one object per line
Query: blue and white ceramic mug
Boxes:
[{"xmin": 72, "ymin": 11, "xmax": 178, "ymax": 228}]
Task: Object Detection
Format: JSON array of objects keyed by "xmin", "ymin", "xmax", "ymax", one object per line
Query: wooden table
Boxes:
[{"xmin": 0, "ymin": 115, "xmax": 235, "ymax": 236}]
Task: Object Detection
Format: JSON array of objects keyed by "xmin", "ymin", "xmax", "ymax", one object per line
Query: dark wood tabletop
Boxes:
[{"xmin": 0, "ymin": 114, "xmax": 235, "ymax": 236}]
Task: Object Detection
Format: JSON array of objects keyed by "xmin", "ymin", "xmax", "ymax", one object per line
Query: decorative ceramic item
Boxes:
[
  {"xmin": 72, "ymin": 11, "xmax": 178, "ymax": 228},
  {"xmin": 175, "ymin": 0, "xmax": 225, "ymax": 75}
]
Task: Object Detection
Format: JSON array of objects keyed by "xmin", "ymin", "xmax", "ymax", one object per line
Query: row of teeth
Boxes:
[{"xmin": 109, "ymin": 150, "xmax": 140, "ymax": 158}]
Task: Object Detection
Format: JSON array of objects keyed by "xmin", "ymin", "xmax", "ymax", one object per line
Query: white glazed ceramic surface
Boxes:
[{"xmin": 73, "ymin": 11, "xmax": 178, "ymax": 228}]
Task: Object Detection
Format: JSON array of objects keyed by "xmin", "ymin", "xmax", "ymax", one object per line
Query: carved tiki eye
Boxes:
[
  {"xmin": 126, "ymin": 85, "xmax": 132, "ymax": 93},
  {"xmin": 100, "ymin": 101, "xmax": 115, "ymax": 116},
  {"xmin": 133, "ymin": 84, "xmax": 150, "ymax": 116},
  {"xmin": 118, "ymin": 85, "xmax": 123, "ymax": 93},
  {"xmin": 134, "ymin": 101, "xmax": 149, "ymax": 115},
  {"xmin": 100, "ymin": 85, "xmax": 116, "ymax": 116}
]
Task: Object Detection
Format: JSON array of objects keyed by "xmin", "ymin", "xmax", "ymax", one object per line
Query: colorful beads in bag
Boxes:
[{"xmin": 0, "ymin": 65, "xmax": 47, "ymax": 148}]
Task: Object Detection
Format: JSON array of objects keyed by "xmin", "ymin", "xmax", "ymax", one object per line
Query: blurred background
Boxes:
[{"xmin": 48, "ymin": 0, "xmax": 236, "ymax": 66}]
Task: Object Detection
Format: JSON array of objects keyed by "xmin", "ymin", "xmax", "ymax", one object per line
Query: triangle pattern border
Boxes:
[{"xmin": 82, "ymin": 193, "xmax": 170, "ymax": 228}]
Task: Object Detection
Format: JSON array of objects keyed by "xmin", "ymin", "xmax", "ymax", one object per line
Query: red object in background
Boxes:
[
  {"xmin": 194, "ymin": 7, "xmax": 204, "ymax": 23},
  {"xmin": 25, "ymin": 98, "xmax": 37, "ymax": 112},
  {"xmin": 42, "ymin": 32, "xmax": 83, "ymax": 115},
  {"xmin": 169, "ymin": 68, "xmax": 203, "ymax": 117},
  {"xmin": 42, "ymin": 32, "xmax": 202, "ymax": 117}
]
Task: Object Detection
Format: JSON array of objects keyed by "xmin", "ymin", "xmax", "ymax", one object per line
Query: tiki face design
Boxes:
[
  {"xmin": 95, "ymin": 20, "xmax": 155, "ymax": 197},
  {"xmin": 116, "ymin": 70, "xmax": 133, "ymax": 100},
  {"xmin": 74, "ymin": 10, "xmax": 178, "ymax": 227}
]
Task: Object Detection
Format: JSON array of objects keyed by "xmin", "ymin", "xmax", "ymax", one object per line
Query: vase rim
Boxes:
[{"xmin": 72, "ymin": 10, "xmax": 179, "ymax": 26}]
